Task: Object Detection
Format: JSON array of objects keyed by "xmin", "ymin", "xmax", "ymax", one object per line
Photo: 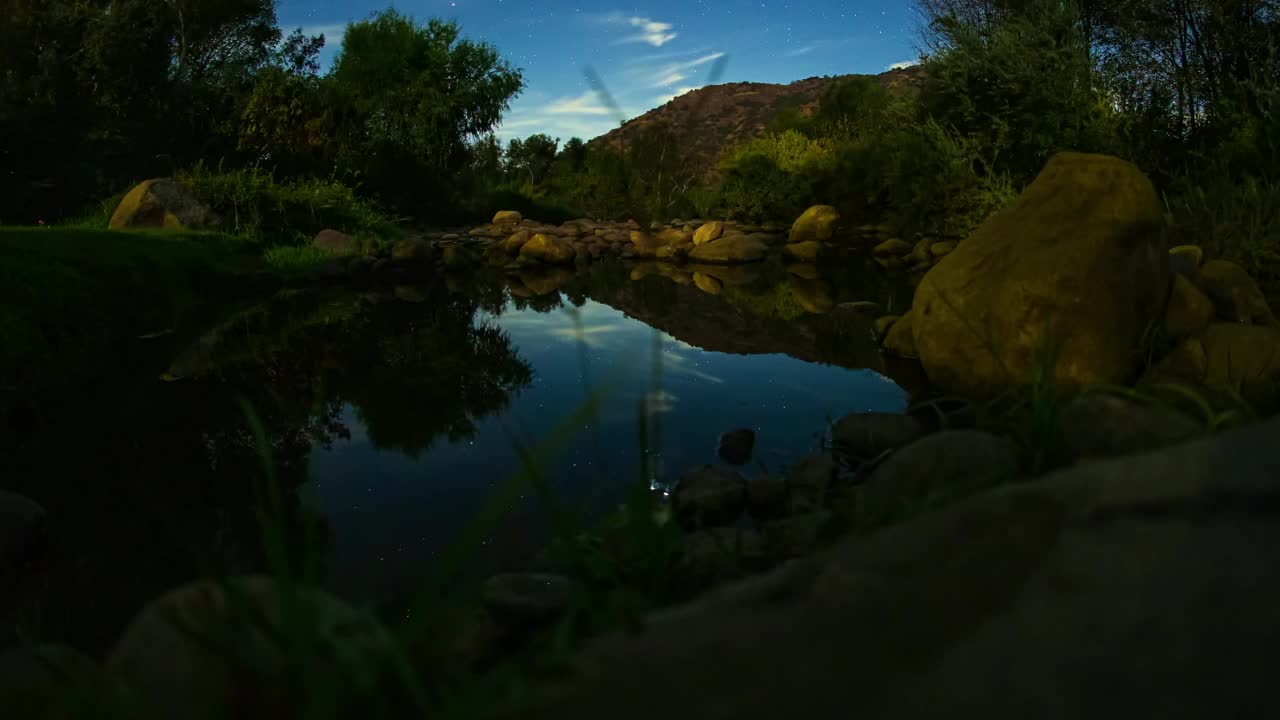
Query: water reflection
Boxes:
[{"xmin": 5, "ymin": 256, "xmax": 915, "ymax": 646}]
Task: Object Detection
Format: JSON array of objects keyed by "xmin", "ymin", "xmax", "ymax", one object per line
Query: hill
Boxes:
[{"xmin": 587, "ymin": 65, "xmax": 925, "ymax": 180}]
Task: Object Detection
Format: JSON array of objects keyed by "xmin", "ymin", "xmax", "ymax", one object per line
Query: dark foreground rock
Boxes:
[{"xmin": 484, "ymin": 415, "xmax": 1280, "ymax": 720}]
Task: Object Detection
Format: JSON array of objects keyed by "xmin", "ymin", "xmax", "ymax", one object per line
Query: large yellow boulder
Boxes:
[
  {"xmin": 492, "ymin": 210, "xmax": 523, "ymax": 226},
  {"xmin": 788, "ymin": 205, "xmax": 839, "ymax": 244},
  {"xmin": 109, "ymin": 178, "xmax": 218, "ymax": 231},
  {"xmin": 687, "ymin": 234, "xmax": 768, "ymax": 264},
  {"xmin": 693, "ymin": 221, "xmax": 725, "ymax": 246},
  {"xmin": 911, "ymin": 152, "xmax": 1169, "ymax": 396},
  {"xmin": 519, "ymin": 233, "xmax": 576, "ymax": 264}
]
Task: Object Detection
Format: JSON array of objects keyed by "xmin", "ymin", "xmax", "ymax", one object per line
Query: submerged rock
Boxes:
[{"xmin": 717, "ymin": 428, "xmax": 756, "ymax": 465}]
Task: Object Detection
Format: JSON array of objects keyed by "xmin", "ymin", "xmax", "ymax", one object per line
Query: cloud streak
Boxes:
[{"xmin": 887, "ymin": 59, "xmax": 919, "ymax": 70}]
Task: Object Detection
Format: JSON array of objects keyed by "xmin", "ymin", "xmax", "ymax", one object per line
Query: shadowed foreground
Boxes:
[{"xmin": 491, "ymin": 415, "xmax": 1280, "ymax": 720}]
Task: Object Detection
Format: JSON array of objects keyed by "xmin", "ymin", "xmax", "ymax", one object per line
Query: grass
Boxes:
[
  {"xmin": 263, "ymin": 245, "xmax": 341, "ymax": 278},
  {"xmin": 0, "ymin": 226, "xmax": 271, "ymax": 412}
]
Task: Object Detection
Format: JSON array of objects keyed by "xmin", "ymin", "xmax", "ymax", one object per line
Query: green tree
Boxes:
[
  {"xmin": 325, "ymin": 10, "xmax": 524, "ymax": 216},
  {"xmin": 504, "ymin": 133, "xmax": 559, "ymax": 185}
]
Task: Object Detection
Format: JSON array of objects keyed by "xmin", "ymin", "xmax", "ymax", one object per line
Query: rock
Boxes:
[
  {"xmin": 672, "ymin": 466, "xmax": 747, "ymax": 529},
  {"xmin": 759, "ymin": 512, "xmax": 831, "ymax": 559},
  {"xmin": 855, "ymin": 430, "xmax": 1021, "ymax": 525},
  {"xmin": 677, "ymin": 528, "xmax": 769, "ymax": 585},
  {"xmin": 831, "ymin": 412, "xmax": 926, "ymax": 463},
  {"xmin": 909, "ymin": 238, "xmax": 933, "ymax": 264},
  {"xmin": 442, "ymin": 245, "xmax": 478, "ymax": 269},
  {"xmin": 912, "ymin": 152, "xmax": 1169, "ymax": 398},
  {"xmin": 693, "ymin": 221, "xmax": 725, "ymax": 245},
  {"xmin": 469, "ymin": 224, "xmax": 506, "ymax": 238},
  {"xmin": 657, "ymin": 228, "xmax": 694, "ymax": 246},
  {"xmin": 109, "ymin": 178, "xmax": 218, "ymax": 231},
  {"xmin": 783, "ymin": 241, "xmax": 821, "ymax": 261},
  {"xmin": 745, "ymin": 476, "xmax": 787, "ymax": 517},
  {"xmin": 482, "ymin": 573, "xmax": 579, "ymax": 627},
  {"xmin": 1197, "ymin": 259, "xmax": 1276, "ymax": 325},
  {"xmin": 1164, "ymin": 274, "xmax": 1216, "ymax": 340},
  {"xmin": 929, "ymin": 241, "xmax": 956, "ymax": 258},
  {"xmin": 873, "ymin": 238, "xmax": 912, "ymax": 257},
  {"xmin": 390, "ymin": 238, "xmax": 434, "ymax": 263},
  {"xmin": 503, "ymin": 229, "xmax": 532, "ymax": 254},
  {"xmin": 492, "ymin": 210, "xmax": 523, "ymax": 226},
  {"xmin": 1168, "ymin": 244, "xmax": 1203, "ymax": 278},
  {"xmin": 786, "ymin": 263, "xmax": 821, "ymax": 280},
  {"xmin": 108, "ymin": 576, "xmax": 389, "ymax": 720},
  {"xmin": 717, "ymin": 428, "xmax": 755, "ymax": 465},
  {"xmin": 0, "ymin": 489, "xmax": 47, "ymax": 572},
  {"xmin": 688, "ymin": 264, "xmax": 761, "ymax": 286},
  {"xmin": 789, "ymin": 205, "xmax": 840, "ymax": 244},
  {"xmin": 1147, "ymin": 323, "xmax": 1280, "ymax": 408},
  {"xmin": 489, "ymin": 415, "xmax": 1280, "ymax": 720},
  {"xmin": 882, "ymin": 310, "xmax": 916, "ymax": 357},
  {"xmin": 693, "ymin": 272, "xmax": 723, "ymax": 295},
  {"xmin": 312, "ymin": 228, "xmax": 358, "ymax": 254},
  {"xmin": 631, "ymin": 231, "xmax": 670, "ymax": 258},
  {"xmin": 906, "ymin": 396, "xmax": 979, "ymax": 433},
  {"xmin": 1057, "ymin": 391, "xmax": 1203, "ymax": 462},
  {"xmin": 835, "ymin": 301, "xmax": 883, "ymax": 316},
  {"xmin": 519, "ymin": 233, "xmax": 576, "ymax": 264},
  {"xmin": 786, "ymin": 453, "xmax": 836, "ymax": 514},
  {"xmin": 872, "ymin": 315, "xmax": 899, "ymax": 342},
  {"xmin": 687, "ymin": 234, "xmax": 768, "ymax": 264}
]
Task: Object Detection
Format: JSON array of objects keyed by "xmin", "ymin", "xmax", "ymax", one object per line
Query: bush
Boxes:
[{"xmin": 177, "ymin": 163, "xmax": 402, "ymax": 245}]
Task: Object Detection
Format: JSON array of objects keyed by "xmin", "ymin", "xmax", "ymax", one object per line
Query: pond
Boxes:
[{"xmin": 3, "ymin": 255, "xmax": 917, "ymax": 651}]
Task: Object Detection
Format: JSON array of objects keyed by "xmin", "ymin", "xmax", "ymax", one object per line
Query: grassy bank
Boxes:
[{"xmin": 0, "ymin": 227, "xmax": 273, "ymax": 415}]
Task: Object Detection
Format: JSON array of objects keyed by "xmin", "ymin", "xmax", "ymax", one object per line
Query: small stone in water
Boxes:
[{"xmin": 717, "ymin": 428, "xmax": 755, "ymax": 465}]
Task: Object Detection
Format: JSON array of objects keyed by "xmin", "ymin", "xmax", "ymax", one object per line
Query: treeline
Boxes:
[
  {"xmin": 495, "ymin": 0, "xmax": 1280, "ymax": 275},
  {"xmin": 1, "ymin": 1, "xmax": 522, "ymax": 226}
]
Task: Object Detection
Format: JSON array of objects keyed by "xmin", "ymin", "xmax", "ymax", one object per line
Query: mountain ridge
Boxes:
[{"xmin": 586, "ymin": 65, "xmax": 925, "ymax": 180}]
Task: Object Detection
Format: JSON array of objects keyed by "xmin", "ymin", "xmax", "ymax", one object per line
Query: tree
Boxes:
[
  {"xmin": 504, "ymin": 133, "xmax": 559, "ymax": 185},
  {"xmin": 326, "ymin": 10, "xmax": 524, "ymax": 215}
]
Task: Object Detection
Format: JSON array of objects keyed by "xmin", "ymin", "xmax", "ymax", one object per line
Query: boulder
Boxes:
[
  {"xmin": 872, "ymin": 315, "xmax": 899, "ymax": 342},
  {"xmin": 488, "ymin": 416, "xmax": 1280, "ymax": 720},
  {"xmin": 671, "ymin": 466, "xmax": 747, "ymax": 529},
  {"xmin": 519, "ymin": 233, "xmax": 576, "ymax": 264},
  {"xmin": 688, "ymin": 234, "xmax": 768, "ymax": 264},
  {"xmin": 657, "ymin": 228, "xmax": 694, "ymax": 246},
  {"xmin": 1057, "ymin": 392, "xmax": 1203, "ymax": 461},
  {"xmin": 873, "ymin": 238, "xmax": 912, "ymax": 257},
  {"xmin": 503, "ymin": 230, "xmax": 532, "ymax": 254},
  {"xmin": 911, "ymin": 152, "xmax": 1169, "ymax": 398},
  {"xmin": 717, "ymin": 428, "xmax": 755, "ymax": 465},
  {"xmin": 631, "ymin": 231, "xmax": 669, "ymax": 258},
  {"xmin": 1197, "ymin": 259, "xmax": 1276, "ymax": 325},
  {"xmin": 1168, "ymin": 244, "xmax": 1203, "ymax": 278},
  {"xmin": 312, "ymin": 229, "xmax": 358, "ymax": 254},
  {"xmin": 492, "ymin": 210, "xmax": 523, "ymax": 226},
  {"xmin": 789, "ymin": 205, "xmax": 840, "ymax": 244},
  {"xmin": 109, "ymin": 178, "xmax": 218, "ymax": 231},
  {"xmin": 1146, "ymin": 322, "xmax": 1280, "ymax": 408},
  {"xmin": 390, "ymin": 238, "xmax": 435, "ymax": 263},
  {"xmin": 520, "ymin": 268, "xmax": 574, "ymax": 295},
  {"xmin": 882, "ymin": 310, "xmax": 917, "ymax": 357},
  {"xmin": 782, "ymin": 241, "xmax": 821, "ymax": 261},
  {"xmin": 785, "ymin": 453, "xmax": 836, "ymax": 514},
  {"xmin": 693, "ymin": 221, "xmax": 725, "ymax": 246},
  {"xmin": 787, "ymin": 277, "xmax": 834, "ymax": 314},
  {"xmin": 108, "ymin": 577, "xmax": 389, "ymax": 720},
  {"xmin": 1164, "ymin": 274, "xmax": 1216, "ymax": 340},
  {"xmin": 830, "ymin": 413, "xmax": 926, "ymax": 463},
  {"xmin": 909, "ymin": 238, "xmax": 933, "ymax": 265},
  {"xmin": 693, "ymin": 272, "xmax": 723, "ymax": 295},
  {"xmin": 482, "ymin": 573, "xmax": 580, "ymax": 627},
  {"xmin": 854, "ymin": 430, "xmax": 1021, "ymax": 526},
  {"xmin": 929, "ymin": 241, "xmax": 956, "ymax": 258}
]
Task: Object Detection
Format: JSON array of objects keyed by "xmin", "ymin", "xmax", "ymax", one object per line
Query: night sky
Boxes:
[{"xmin": 277, "ymin": 0, "xmax": 920, "ymax": 142}]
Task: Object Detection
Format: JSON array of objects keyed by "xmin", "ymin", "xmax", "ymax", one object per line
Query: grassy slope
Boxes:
[{"xmin": 0, "ymin": 227, "xmax": 270, "ymax": 407}]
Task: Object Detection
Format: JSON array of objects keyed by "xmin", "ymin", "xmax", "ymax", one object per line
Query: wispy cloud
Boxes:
[
  {"xmin": 296, "ymin": 23, "xmax": 346, "ymax": 40},
  {"xmin": 783, "ymin": 43, "xmax": 818, "ymax": 57},
  {"xmin": 544, "ymin": 90, "xmax": 612, "ymax": 116},
  {"xmin": 650, "ymin": 51, "xmax": 725, "ymax": 86},
  {"xmin": 619, "ymin": 16, "xmax": 678, "ymax": 47},
  {"xmin": 887, "ymin": 59, "xmax": 920, "ymax": 70}
]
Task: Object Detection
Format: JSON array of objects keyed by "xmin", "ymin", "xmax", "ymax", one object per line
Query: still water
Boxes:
[{"xmin": 4, "ymin": 257, "xmax": 913, "ymax": 649}]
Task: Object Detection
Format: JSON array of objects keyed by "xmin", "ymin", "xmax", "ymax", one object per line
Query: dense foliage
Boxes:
[{"xmin": 0, "ymin": 2, "xmax": 523, "ymax": 226}]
